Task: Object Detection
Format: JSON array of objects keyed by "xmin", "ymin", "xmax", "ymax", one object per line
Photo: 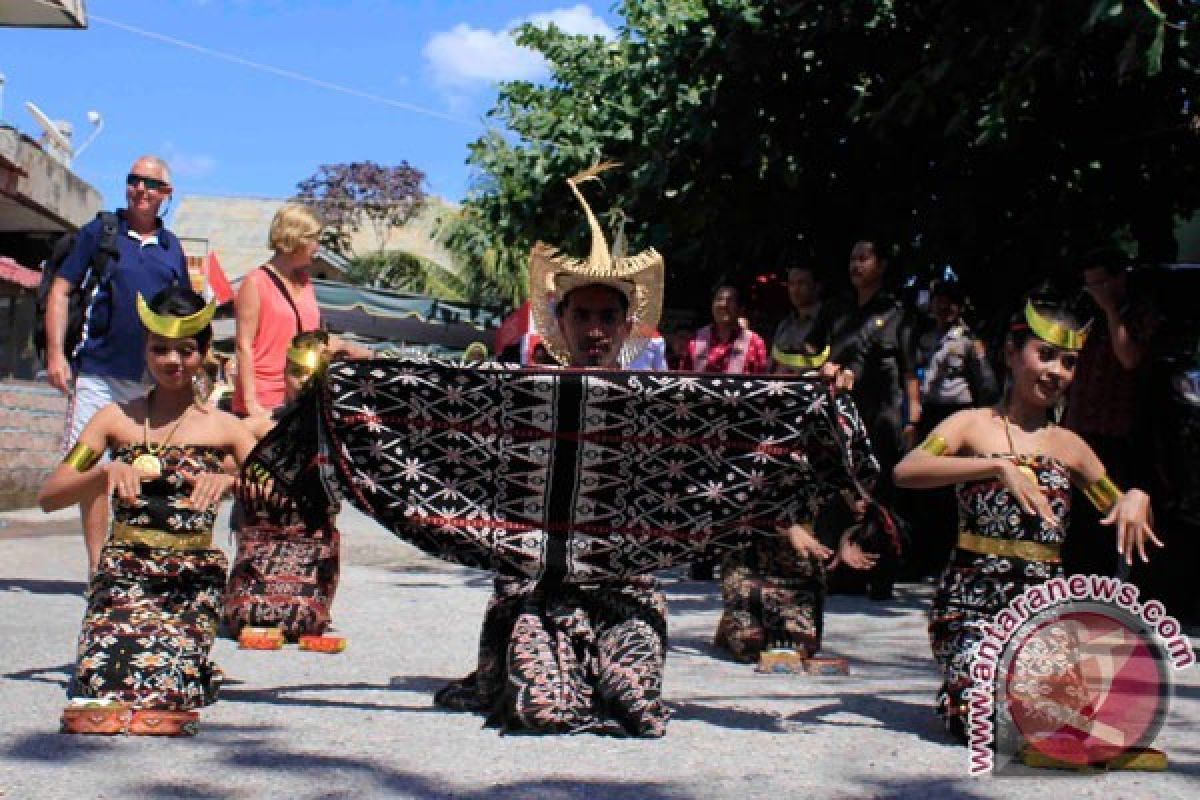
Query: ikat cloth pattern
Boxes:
[
  {"xmin": 243, "ymin": 358, "xmax": 880, "ymax": 583},
  {"xmin": 715, "ymin": 537, "xmax": 825, "ymax": 662},
  {"xmin": 223, "ymin": 522, "xmax": 340, "ymax": 639},
  {"xmin": 73, "ymin": 446, "xmax": 228, "ymax": 710},
  {"xmin": 928, "ymin": 456, "xmax": 1072, "ymax": 729},
  {"xmin": 434, "ymin": 576, "xmax": 669, "ymax": 737}
]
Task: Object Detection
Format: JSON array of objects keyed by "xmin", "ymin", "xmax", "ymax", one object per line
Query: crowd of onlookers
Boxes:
[{"xmin": 657, "ymin": 240, "xmax": 1198, "ymax": 624}]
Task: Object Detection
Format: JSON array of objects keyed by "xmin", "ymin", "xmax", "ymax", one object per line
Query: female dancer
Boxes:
[
  {"xmin": 715, "ymin": 336, "xmax": 880, "ymax": 663},
  {"xmin": 225, "ymin": 331, "xmax": 342, "ymax": 642},
  {"xmin": 894, "ymin": 297, "xmax": 1160, "ymax": 740},
  {"xmin": 40, "ymin": 287, "xmax": 256, "ymax": 732}
]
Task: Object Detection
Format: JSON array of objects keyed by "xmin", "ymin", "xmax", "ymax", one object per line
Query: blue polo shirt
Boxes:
[{"xmin": 57, "ymin": 211, "xmax": 188, "ymax": 382}]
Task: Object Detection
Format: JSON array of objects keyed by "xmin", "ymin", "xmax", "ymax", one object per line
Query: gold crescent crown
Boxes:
[
  {"xmin": 286, "ymin": 346, "xmax": 326, "ymax": 373},
  {"xmin": 1024, "ymin": 300, "xmax": 1089, "ymax": 351},
  {"xmin": 771, "ymin": 344, "xmax": 831, "ymax": 370},
  {"xmin": 136, "ymin": 293, "xmax": 216, "ymax": 339}
]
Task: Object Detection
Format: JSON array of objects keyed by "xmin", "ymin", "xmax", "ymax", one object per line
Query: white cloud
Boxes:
[
  {"xmin": 423, "ymin": 4, "xmax": 616, "ymax": 88},
  {"xmin": 160, "ymin": 142, "xmax": 218, "ymax": 180}
]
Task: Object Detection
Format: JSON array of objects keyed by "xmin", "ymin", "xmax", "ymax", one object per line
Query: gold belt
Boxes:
[
  {"xmin": 957, "ymin": 531, "xmax": 1061, "ymax": 563},
  {"xmin": 111, "ymin": 522, "xmax": 213, "ymax": 551}
]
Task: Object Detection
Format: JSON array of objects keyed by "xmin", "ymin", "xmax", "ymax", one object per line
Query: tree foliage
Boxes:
[
  {"xmin": 295, "ymin": 161, "xmax": 427, "ymax": 258},
  {"xmin": 449, "ymin": 0, "xmax": 1199, "ymax": 313},
  {"xmin": 344, "ymin": 250, "xmax": 468, "ymax": 300}
]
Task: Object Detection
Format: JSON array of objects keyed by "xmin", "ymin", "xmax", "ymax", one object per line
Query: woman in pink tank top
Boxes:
[{"xmin": 233, "ymin": 204, "xmax": 323, "ymax": 416}]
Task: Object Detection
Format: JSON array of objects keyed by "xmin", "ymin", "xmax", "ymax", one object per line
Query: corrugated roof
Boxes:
[{"xmin": 171, "ymin": 194, "xmax": 461, "ymax": 284}]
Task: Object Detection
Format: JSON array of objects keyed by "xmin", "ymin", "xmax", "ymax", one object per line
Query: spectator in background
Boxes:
[
  {"xmin": 232, "ymin": 204, "xmax": 324, "ymax": 419},
  {"xmin": 1062, "ymin": 247, "xmax": 1160, "ymax": 579},
  {"xmin": 909, "ymin": 279, "xmax": 998, "ymax": 577},
  {"xmin": 770, "ymin": 265, "xmax": 826, "ymax": 367},
  {"xmin": 665, "ymin": 324, "xmax": 696, "ymax": 370},
  {"xmin": 44, "ymin": 155, "xmax": 188, "ymax": 574},
  {"xmin": 825, "ymin": 239, "xmax": 918, "ymax": 600},
  {"xmin": 682, "ymin": 284, "xmax": 768, "ymax": 579},
  {"xmin": 681, "ymin": 285, "xmax": 768, "ymax": 374},
  {"xmin": 232, "ymin": 204, "xmax": 367, "ymax": 420},
  {"xmin": 914, "ymin": 279, "xmax": 997, "ymax": 433}
]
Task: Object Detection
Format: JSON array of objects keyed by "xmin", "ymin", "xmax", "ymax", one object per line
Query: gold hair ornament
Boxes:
[
  {"xmin": 918, "ymin": 434, "xmax": 949, "ymax": 457},
  {"xmin": 462, "ymin": 342, "xmax": 489, "ymax": 363},
  {"xmin": 1083, "ymin": 475, "xmax": 1122, "ymax": 514},
  {"xmin": 1024, "ymin": 300, "xmax": 1089, "ymax": 351},
  {"xmin": 771, "ymin": 344, "xmax": 830, "ymax": 371},
  {"xmin": 63, "ymin": 442, "xmax": 100, "ymax": 472},
  {"xmin": 136, "ymin": 294, "xmax": 217, "ymax": 339},
  {"xmin": 286, "ymin": 346, "xmax": 325, "ymax": 373}
]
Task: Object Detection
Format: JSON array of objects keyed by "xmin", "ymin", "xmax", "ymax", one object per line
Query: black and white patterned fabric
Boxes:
[{"xmin": 243, "ymin": 358, "xmax": 879, "ymax": 583}]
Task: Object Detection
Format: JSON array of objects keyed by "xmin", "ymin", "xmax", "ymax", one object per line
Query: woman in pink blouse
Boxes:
[{"xmin": 232, "ymin": 204, "xmax": 324, "ymax": 417}]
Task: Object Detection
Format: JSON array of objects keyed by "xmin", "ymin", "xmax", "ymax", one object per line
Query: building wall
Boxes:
[{"xmin": 0, "ymin": 380, "xmax": 64, "ymax": 510}]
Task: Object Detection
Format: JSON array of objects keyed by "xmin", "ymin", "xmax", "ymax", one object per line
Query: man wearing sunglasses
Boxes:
[{"xmin": 44, "ymin": 154, "xmax": 189, "ymax": 574}]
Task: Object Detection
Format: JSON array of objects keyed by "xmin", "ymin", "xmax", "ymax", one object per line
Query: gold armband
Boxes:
[
  {"xmin": 1083, "ymin": 476, "xmax": 1122, "ymax": 514},
  {"xmin": 63, "ymin": 442, "xmax": 100, "ymax": 472},
  {"xmin": 918, "ymin": 434, "xmax": 948, "ymax": 456}
]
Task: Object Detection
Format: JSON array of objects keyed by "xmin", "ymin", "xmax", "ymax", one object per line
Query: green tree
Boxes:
[
  {"xmin": 450, "ymin": 0, "xmax": 1198, "ymax": 312},
  {"xmin": 344, "ymin": 250, "xmax": 468, "ymax": 299}
]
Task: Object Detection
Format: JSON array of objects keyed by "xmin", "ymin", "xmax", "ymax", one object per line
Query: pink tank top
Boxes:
[{"xmin": 232, "ymin": 266, "xmax": 321, "ymax": 413}]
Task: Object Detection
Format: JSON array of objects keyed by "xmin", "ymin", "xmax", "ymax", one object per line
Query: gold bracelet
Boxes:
[
  {"xmin": 1083, "ymin": 475, "xmax": 1122, "ymax": 514},
  {"xmin": 63, "ymin": 442, "xmax": 100, "ymax": 472},
  {"xmin": 918, "ymin": 433, "xmax": 948, "ymax": 456}
]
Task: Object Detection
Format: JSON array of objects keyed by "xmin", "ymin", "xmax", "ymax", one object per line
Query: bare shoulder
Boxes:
[
  {"xmin": 1047, "ymin": 425, "xmax": 1097, "ymax": 472},
  {"xmin": 105, "ymin": 396, "xmax": 149, "ymax": 432},
  {"xmin": 941, "ymin": 407, "xmax": 992, "ymax": 434}
]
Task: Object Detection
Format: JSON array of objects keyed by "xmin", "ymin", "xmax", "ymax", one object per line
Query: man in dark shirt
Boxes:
[
  {"xmin": 1062, "ymin": 248, "xmax": 1159, "ymax": 580},
  {"xmin": 826, "ymin": 240, "xmax": 918, "ymax": 599},
  {"xmin": 44, "ymin": 155, "xmax": 188, "ymax": 573}
]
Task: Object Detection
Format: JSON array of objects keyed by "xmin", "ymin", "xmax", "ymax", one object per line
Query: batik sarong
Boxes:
[
  {"xmin": 928, "ymin": 456, "xmax": 1073, "ymax": 737},
  {"xmin": 223, "ymin": 522, "xmax": 340, "ymax": 639},
  {"xmin": 435, "ymin": 575, "xmax": 669, "ymax": 736},
  {"xmin": 715, "ymin": 536, "xmax": 824, "ymax": 662},
  {"xmin": 73, "ymin": 445, "xmax": 228, "ymax": 710}
]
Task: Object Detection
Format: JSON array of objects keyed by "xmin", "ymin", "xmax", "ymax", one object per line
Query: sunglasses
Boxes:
[{"xmin": 126, "ymin": 174, "xmax": 170, "ymax": 191}]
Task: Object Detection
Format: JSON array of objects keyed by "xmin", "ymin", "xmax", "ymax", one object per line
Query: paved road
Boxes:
[{"xmin": 1, "ymin": 505, "xmax": 1196, "ymax": 799}]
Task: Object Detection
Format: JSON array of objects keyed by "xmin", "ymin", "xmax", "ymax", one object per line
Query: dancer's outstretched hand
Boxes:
[
  {"xmin": 105, "ymin": 461, "xmax": 146, "ymax": 505},
  {"xmin": 180, "ymin": 470, "xmax": 236, "ymax": 511},
  {"xmin": 782, "ymin": 524, "xmax": 832, "ymax": 561},
  {"xmin": 829, "ymin": 531, "xmax": 879, "ymax": 571},
  {"xmin": 996, "ymin": 459, "xmax": 1059, "ymax": 530},
  {"xmin": 1102, "ymin": 488, "xmax": 1163, "ymax": 565}
]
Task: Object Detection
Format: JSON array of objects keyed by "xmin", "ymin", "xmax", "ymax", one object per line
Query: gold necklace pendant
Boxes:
[
  {"xmin": 131, "ymin": 452, "xmax": 163, "ymax": 479},
  {"xmin": 140, "ymin": 391, "xmax": 191, "ymax": 481}
]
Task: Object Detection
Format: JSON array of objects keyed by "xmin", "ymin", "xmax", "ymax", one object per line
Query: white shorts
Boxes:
[{"xmin": 61, "ymin": 372, "xmax": 147, "ymax": 454}]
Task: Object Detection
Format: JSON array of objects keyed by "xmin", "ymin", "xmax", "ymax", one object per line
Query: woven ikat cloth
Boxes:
[{"xmin": 248, "ymin": 358, "xmax": 879, "ymax": 583}]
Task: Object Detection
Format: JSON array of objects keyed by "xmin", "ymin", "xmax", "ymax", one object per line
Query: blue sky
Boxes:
[{"xmin": 1, "ymin": 0, "xmax": 619, "ymax": 209}]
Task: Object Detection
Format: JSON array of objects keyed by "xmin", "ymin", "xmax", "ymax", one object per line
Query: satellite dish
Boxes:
[{"xmin": 25, "ymin": 101, "xmax": 74, "ymax": 154}]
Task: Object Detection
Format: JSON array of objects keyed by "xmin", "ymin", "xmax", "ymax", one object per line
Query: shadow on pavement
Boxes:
[
  {"xmin": 221, "ymin": 681, "xmax": 448, "ymax": 715},
  {"xmin": 669, "ymin": 701, "xmax": 785, "ymax": 733},
  {"xmin": 163, "ymin": 746, "xmax": 692, "ymax": 799},
  {"xmin": 2, "ymin": 662, "xmax": 73, "ymax": 689},
  {"xmin": 0, "ymin": 578, "xmax": 87, "ymax": 596},
  {"xmin": 782, "ymin": 690, "xmax": 948, "ymax": 744}
]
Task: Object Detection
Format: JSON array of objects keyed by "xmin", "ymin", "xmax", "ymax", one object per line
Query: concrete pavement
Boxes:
[{"xmin": 1, "ymin": 504, "xmax": 1197, "ymax": 799}]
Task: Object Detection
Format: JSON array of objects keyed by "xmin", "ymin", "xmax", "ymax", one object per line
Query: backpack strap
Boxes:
[
  {"xmin": 261, "ymin": 265, "xmax": 306, "ymax": 334},
  {"xmin": 90, "ymin": 211, "xmax": 121, "ymax": 283}
]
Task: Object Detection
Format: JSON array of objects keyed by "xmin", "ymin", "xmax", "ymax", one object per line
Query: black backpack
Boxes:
[{"xmin": 34, "ymin": 210, "xmax": 121, "ymax": 366}]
